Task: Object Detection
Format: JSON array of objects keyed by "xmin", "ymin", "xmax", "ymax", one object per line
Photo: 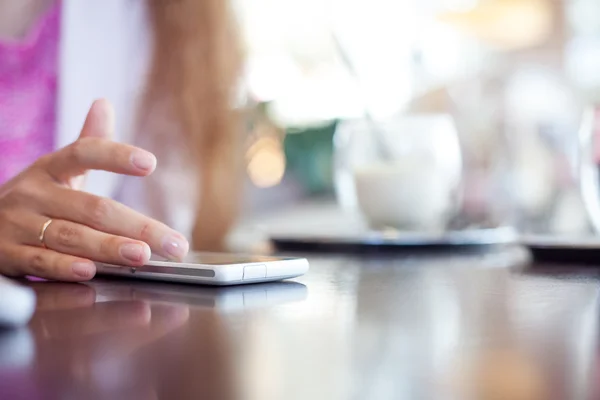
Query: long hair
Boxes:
[{"xmin": 145, "ymin": 0, "xmax": 244, "ymax": 250}]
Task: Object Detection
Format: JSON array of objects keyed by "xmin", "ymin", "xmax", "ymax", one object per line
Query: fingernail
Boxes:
[
  {"xmin": 130, "ymin": 151, "xmax": 157, "ymax": 171},
  {"xmin": 72, "ymin": 262, "xmax": 96, "ymax": 280},
  {"xmin": 120, "ymin": 243, "xmax": 151, "ymax": 263},
  {"xmin": 161, "ymin": 234, "xmax": 189, "ymax": 260}
]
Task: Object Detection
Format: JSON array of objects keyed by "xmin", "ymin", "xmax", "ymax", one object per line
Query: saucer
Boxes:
[{"xmin": 270, "ymin": 226, "xmax": 519, "ymax": 253}]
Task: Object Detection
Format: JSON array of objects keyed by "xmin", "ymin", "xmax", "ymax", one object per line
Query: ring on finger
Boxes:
[{"xmin": 39, "ymin": 219, "xmax": 53, "ymax": 249}]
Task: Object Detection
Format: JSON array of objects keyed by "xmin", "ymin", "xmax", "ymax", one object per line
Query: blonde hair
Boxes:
[{"xmin": 145, "ymin": 0, "xmax": 244, "ymax": 250}]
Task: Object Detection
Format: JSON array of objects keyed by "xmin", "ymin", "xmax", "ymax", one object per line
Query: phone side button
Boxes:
[{"xmin": 243, "ymin": 265, "xmax": 267, "ymax": 281}]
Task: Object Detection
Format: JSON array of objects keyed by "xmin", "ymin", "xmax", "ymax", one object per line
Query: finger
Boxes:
[
  {"xmin": 80, "ymin": 99, "xmax": 115, "ymax": 140},
  {"xmin": 27, "ymin": 282, "xmax": 96, "ymax": 311},
  {"xmin": 0, "ymin": 245, "xmax": 96, "ymax": 282},
  {"xmin": 7, "ymin": 212, "xmax": 150, "ymax": 267},
  {"xmin": 39, "ymin": 219, "xmax": 151, "ymax": 267},
  {"xmin": 44, "ymin": 188, "xmax": 189, "ymax": 261},
  {"xmin": 45, "ymin": 138, "xmax": 157, "ymax": 183}
]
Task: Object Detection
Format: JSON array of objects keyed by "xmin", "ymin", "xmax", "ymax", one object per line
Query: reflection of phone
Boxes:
[
  {"xmin": 90, "ymin": 280, "xmax": 308, "ymax": 311},
  {"xmin": 95, "ymin": 252, "xmax": 309, "ymax": 286}
]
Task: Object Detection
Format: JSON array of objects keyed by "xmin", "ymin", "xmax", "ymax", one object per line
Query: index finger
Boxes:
[{"xmin": 44, "ymin": 137, "xmax": 157, "ymax": 183}]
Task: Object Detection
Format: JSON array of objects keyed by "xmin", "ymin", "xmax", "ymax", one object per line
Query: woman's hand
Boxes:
[{"xmin": 0, "ymin": 100, "xmax": 189, "ymax": 282}]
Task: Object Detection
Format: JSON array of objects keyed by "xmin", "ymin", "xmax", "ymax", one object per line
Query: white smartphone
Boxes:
[{"xmin": 94, "ymin": 252, "xmax": 309, "ymax": 286}]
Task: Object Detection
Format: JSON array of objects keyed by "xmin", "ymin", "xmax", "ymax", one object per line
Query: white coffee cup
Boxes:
[
  {"xmin": 354, "ymin": 158, "xmax": 458, "ymax": 231},
  {"xmin": 336, "ymin": 113, "xmax": 462, "ymax": 231}
]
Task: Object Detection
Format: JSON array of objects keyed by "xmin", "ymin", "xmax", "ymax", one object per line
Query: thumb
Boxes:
[{"xmin": 79, "ymin": 98, "xmax": 115, "ymax": 140}]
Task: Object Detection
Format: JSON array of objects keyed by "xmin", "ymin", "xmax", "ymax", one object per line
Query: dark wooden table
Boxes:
[{"xmin": 1, "ymin": 245, "xmax": 600, "ymax": 400}]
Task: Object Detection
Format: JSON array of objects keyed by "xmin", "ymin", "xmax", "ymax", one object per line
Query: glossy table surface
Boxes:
[{"xmin": 2, "ymin": 245, "xmax": 600, "ymax": 400}]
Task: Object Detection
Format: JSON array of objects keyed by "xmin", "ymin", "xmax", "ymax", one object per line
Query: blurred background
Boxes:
[{"xmin": 232, "ymin": 0, "xmax": 600, "ymax": 239}]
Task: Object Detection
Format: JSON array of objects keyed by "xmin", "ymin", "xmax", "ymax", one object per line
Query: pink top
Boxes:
[{"xmin": 0, "ymin": 4, "xmax": 60, "ymax": 186}]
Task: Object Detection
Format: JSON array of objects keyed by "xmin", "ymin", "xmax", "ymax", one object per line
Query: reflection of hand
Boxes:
[
  {"xmin": 28, "ymin": 282, "xmax": 189, "ymax": 398},
  {"xmin": 0, "ymin": 100, "xmax": 189, "ymax": 282}
]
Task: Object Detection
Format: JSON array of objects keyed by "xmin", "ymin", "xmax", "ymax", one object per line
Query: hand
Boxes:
[{"xmin": 0, "ymin": 99, "xmax": 189, "ymax": 282}]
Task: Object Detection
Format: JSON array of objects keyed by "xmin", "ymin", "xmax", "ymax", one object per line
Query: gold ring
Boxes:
[{"xmin": 39, "ymin": 219, "xmax": 53, "ymax": 249}]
